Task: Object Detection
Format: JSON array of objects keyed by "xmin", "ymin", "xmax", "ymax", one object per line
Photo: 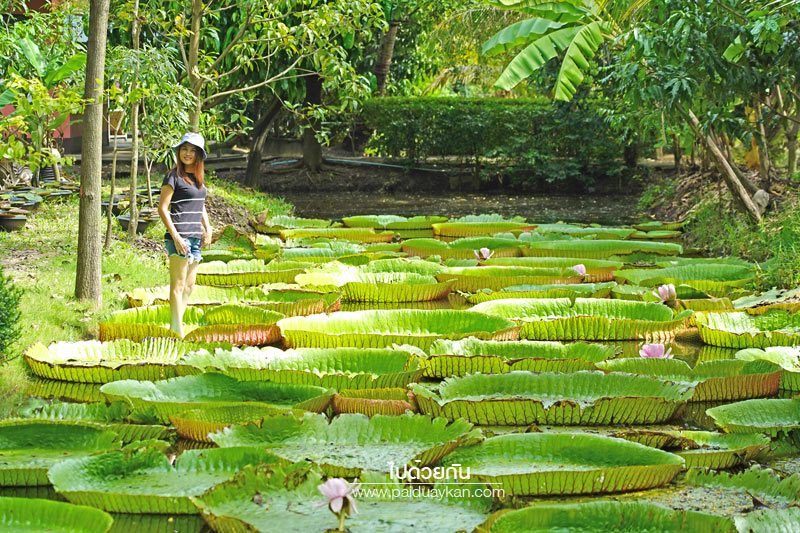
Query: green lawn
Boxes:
[{"xmin": 0, "ymin": 177, "xmax": 291, "ymax": 415}]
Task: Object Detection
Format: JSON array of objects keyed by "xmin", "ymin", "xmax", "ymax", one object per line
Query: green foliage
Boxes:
[
  {"xmin": 686, "ymin": 197, "xmax": 800, "ymax": 290},
  {"xmin": 363, "ymin": 96, "xmax": 624, "ymax": 188},
  {"xmin": 0, "ymin": 265, "xmax": 22, "ymax": 360}
]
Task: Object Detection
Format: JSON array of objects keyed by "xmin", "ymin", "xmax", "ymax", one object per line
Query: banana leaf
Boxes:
[
  {"xmin": 0, "ymin": 497, "xmax": 114, "ymax": 532},
  {"xmin": 277, "ymin": 309, "xmax": 519, "ymax": 350},
  {"xmin": 211, "ymin": 413, "xmax": 481, "ymax": 477},
  {"xmin": 485, "ymin": 256, "xmax": 622, "ymax": 281},
  {"xmin": 695, "ymin": 309, "xmax": 800, "ymax": 348},
  {"xmin": 192, "ymin": 462, "xmax": 492, "ymax": 532},
  {"xmin": 411, "ymin": 371, "xmax": 693, "ymax": 425},
  {"xmin": 197, "ymin": 259, "xmax": 312, "ymax": 286},
  {"xmin": 331, "ymin": 388, "xmax": 418, "ymax": 416},
  {"xmin": 610, "ymin": 429, "xmax": 769, "ymax": 470},
  {"xmin": 99, "ymin": 304, "xmax": 285, "ymax": 346},
  {"xmin": 179, "ymin": 346, "xmax": 423, "ymax": 389},
  {"xmin": 614, "ymin": 264, "xmax": 754, "ymax": 298},
  {"xmin": 126, "ymin": 285, "xmax": 339, "ymax": 316},
  {"xmin": 436, "ymin": 266, "xmax": 583, "ymax": 292},
  {"xmin": 342, "ymin": 214, "xmax": 448, "ymax": 229},
  {"xmin": 472, "ymin": 298, "xmax": 691, "ymax": 341},
  {"xmin": 421, "ymin": 338, "xmax": 615, "ymax": 378},
  {"xmin": 706, "ymin": 399, "xmax": 800, "ymax": 436},
  {"xmin": 48, "ymin": 445, "xmax": 282, "ymax": 514},
  {"xmin": 280, "ymin": 227, "xmax": 395, "ymax": 243},
  {"xmin": 597, "ymin": 358, "xmax": 781, "ymax": 402},
  {"xmin": 170, "ymin": 405, "xmax": 303, "ymax": 443},
  {"xmin": 442, "ymin": 432, "xmax": 684, "ymax": 496},
  {"xmin": 736, "ymin": 347, "xmax": 800, "ymax": 390},
  {"xmin": 479, "ymin": 501, "xmax": 733, "ymax": 532},
  {"xmin": 24, "ymin": 339, "xmax": 215, "ymax": 383},
  {"xmin": 466, "ymin": 282, "xmax": 616, "ymax": 303},
  {"xmin": 523, "ymin": 239, "xmax": 682, "ymax": 258},
  {"xmin": 401, "ymin": 237, "xmax": 521, "ymax": 260},
  {"xmin": 100, "ymin": 373, "xmax": 333, "ymax": 424},
  {"xmin": 0, "ymin": 422, "xmax": 120, "ymax": 486}
]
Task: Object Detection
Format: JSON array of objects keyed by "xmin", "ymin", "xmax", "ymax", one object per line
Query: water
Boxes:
[{"xmin": 280, "ymin": 192, "xmax": 642, "ymax": 225}]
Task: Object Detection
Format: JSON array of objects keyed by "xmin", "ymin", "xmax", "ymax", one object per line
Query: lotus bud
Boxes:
[
  {"xmin": 318, "ymin": 477, "xmax": 359, "ymax": 531},
  {"xmin": 474, "ymin": 247, "xmax": 494, "ymax": 260},
  {"xmin": 571, "ymin": 264, "xmax": 587, "ymax": 276},
  {"xmin": 639, "ymin": 343, "xmax": 673, "ymax": 359},
  {"xmin": 657, "ymin": 284, "xmax": 677, "ymax": 306}
]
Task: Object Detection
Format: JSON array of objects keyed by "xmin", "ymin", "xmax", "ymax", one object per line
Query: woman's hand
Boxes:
[{"xmin": 174, "ymin": 236, "xmax": 189, "ymax": 256}]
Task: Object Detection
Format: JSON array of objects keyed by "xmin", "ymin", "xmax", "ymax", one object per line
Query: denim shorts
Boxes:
[{"xmin": 165, "ymin": 237, "xmax": 202, "ymax": 263}]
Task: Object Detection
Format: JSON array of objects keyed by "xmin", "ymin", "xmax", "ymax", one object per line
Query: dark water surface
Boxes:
[{"xmin": 280, "ymin": 192, "xmax": 642, "ymax": 225}]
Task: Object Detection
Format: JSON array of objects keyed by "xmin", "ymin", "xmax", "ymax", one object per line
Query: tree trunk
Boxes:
[
  {"xmin": 301, "ymin": 73, "xmax": 323, "ymax": 172},
  {"xmin": 687, "ymin": 109, "xmax": 763, "ymax": 222},
  {"xmin": 75, "ymin": 0, "xmax": 110, "ymax": 305},
  {"xmin": 787, "ymin": 99, "xmax": 799, "ymax": 176},
  {"xmin": 672, "ymin": 134, "xmax": 681, "ymax": 171},
  {"xmin": 720, "ymin": 133, "xmax": 759, "ymax": 195},
  {"xmin": 127, "ymin": 0, "xmax": 140, "ymax": 240},
  {"xmin": 245, "ymin": 98, "xmax": 282, "ymax": 188},
  {"xmin": 755, "ymin": 100, "xmax": 771, "ymax": 187},
  {"xmin": 375, "ymin": 21, "xmax": 400, "ymax": 96},
  {"xmin": 187, "ymin": 0, "xmax": 203, "ymax": 131},
  {"xmin": 104, "ymin": 137, "xmax": 118, "ymax": 249},
  {"xmin": 144, "ymin": 151, "xmax": 154, "ymax": 208}
]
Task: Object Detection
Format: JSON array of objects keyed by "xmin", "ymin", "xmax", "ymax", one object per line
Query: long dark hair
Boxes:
[{"xmin": 174, "ymin": 145, "xmax": 205, "ymax": 188}]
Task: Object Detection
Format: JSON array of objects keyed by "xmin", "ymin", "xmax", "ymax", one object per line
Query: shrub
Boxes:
[
  {"xmin": 362, "ymin": 96, "xmax": 625, "ymax": 188},
  {"xmin": 0, "ymin": 266, "xmax": 22, "ymax": 360}
]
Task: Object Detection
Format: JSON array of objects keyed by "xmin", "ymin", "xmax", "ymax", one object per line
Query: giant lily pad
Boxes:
[
  {"xmin": 100, "ymin": 373, "xmax": 333, "ymax": 423},
  {"xmin": 442, "ymin": 432, "xmax": 684, "ymax": 496},
  {"xmin": 523, "ymin": 239, "xmax": 682, "ymax": 258},
  {"xmin": 466, "ymin": 282, "xmax": 616, "ymax": 303},
  {"xmin": 169, "ymin": 405, "xmax": 300, "ymax": 443},
  {"xmin": 421, "ymin": 338, "xmax": 615, "ymax": 378},
  {"xmin": 597, "ymin": 358, "xmax": 781, "ymax": 402},
  {"xmin": 24, "ymin": 339, "xmax": 213, "ymax": 383},
  {"xmin": 735, "ymin": 508, "xmax": 800, "ymax": 533},
  {"xmin": 532, "ymin": 223, "xmax": 637, "ymax": 240},
  {"xmin": 211, "ymin": 413, "xmax": 480, "ymax": 477},
  {"xmin": 250, "ymin": 215, "xmax": 336, "ymax": 234},
  {"xmin": 277, "ymin": 309, "xmax": 519, "ymax": 350},
  {"xmin": 196, "ymin": 259, "xmax": 312, "ymax": 286},
  {"xmin": 180, "ymin": 346, "xmax": 422, "ymax": 389},
  {"xmin": 279, "ymin": 227, "xmax": 395, "ymax": 243},
  {"xmin": 48, "ymin": 446, "xmax": 281, "ymax": 514},
  {"xmin": 472, "ymin": 298, "xmax": 691, "ymax": 341},
  {"xmin": 614, "ymin": 264, "xmax": 754, "ymax": 298},
  {"xmin": 411, "ymin": 371, "xmax": 693, "ymax": 425},
  {"xmin": 192, "ymin": 462, "xmax": 491, "ymax": 533},
  {"xmin": 695, "ymin": 309, "xmax": 800, "ymax": 348},
  {"xmin": 401, "ymin": 237, "xmax": 521, "ymax": 260},
  {"xmin": 98, "ymin": 304, "xmax": 284, "ymax": 345},
  {"xmin": 126, "ymin": 285, "xmax": 339, "ymax": 316},
  {"xmin": 685, "ymin": 466, "xmax": 800, "ymax": 510},
  {"xmin": 611, "ymin": 429, "xmax": 769, "ymax": 470},
  {"xmin": 432, "ymin": 218, "xmax": 535, "ymax": 238},
  {"xmin": 706, "ymin": 399, "xmax": 800, "ymax": 436},
  {"xmin": 0, "ymin": 422, "xmax": 120, "ymax": 486},
  {"xmin": 479, "ymin": 501, "xmax": 734, "ymax": 532},
  {"xmin": 736, "ymin": 347, "xmax": 800, "ymax": 390},
  {"xmin": 485, "ymin": 257, "xmax": 622, "ymax": 282},
  {"xmin": 331, "ymin": 388, "xmax": 417, "ymax": 416},
  {"xmin": 436, "ymin": 266, "xmax": 583, "ymax": 292},
  {"xmin": 342, "ymin": 214, "xmax": 448, "ymax": 230},
  {"xmin": 0, "ymin": 497, "xmax": 114, "ymax": 533},
  {"xmin": 733, "ymin": 287, "xmax": 800, "ymax": 314}
]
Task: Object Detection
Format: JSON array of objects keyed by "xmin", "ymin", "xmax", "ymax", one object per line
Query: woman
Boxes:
[{"xmin": 158, "ymin": 132, "xmax": 212, "ymax": 336}]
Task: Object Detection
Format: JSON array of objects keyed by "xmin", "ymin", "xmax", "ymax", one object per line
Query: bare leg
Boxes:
[
  {"xmin": 184, "ymin": 260, "xmax": 200, "ymax": 309},
  {"xmin": 169, "ymin": 255, "xmax": 189, "ymax": 336}
]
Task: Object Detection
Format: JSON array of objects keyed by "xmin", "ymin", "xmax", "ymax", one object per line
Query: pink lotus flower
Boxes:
[
  {"xmin": 474, "ymin": 247, "xmax": 494, "ymax": 260},
  {"xmin": 318, "ymin": 478, "xmax": 359, "ymax": 530},
  {"xmin": 639, "ymin": 343, "xmax": 673, "ymax": 359},
  {"xmin": 571, "ymin": 264, "xmax": 587, "ymax": 276},
  {"xmin": 657, "ymin": 284, "xmax": 677, "ymax": 303}
]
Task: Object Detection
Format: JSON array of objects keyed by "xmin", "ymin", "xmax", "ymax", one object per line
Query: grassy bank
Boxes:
[
  {"xmin": 640, "ymin": 173, "xmax": 800, "ymax": 290},
  {"xmin": 0, "ymin": 177, "xmax": 291, "ymax": 414}
]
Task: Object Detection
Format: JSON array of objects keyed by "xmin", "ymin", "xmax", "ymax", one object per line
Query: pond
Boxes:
[{"xmin": 279, "ymin": 191, "xmax": 642, "ymax": 225}]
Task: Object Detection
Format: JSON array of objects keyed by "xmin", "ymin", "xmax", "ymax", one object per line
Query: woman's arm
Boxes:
[
  {"xmin": 158, "ymin": 185, "xmax": 188, "ymax": 255},
  {"xmin": 201, "ymin": 205, "xmax": 212, "ymax": 246}
]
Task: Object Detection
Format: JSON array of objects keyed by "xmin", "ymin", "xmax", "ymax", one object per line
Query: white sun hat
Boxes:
[{"xmin": 172, "ymin": 132, "xmax": 207, "ymax": 160}]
